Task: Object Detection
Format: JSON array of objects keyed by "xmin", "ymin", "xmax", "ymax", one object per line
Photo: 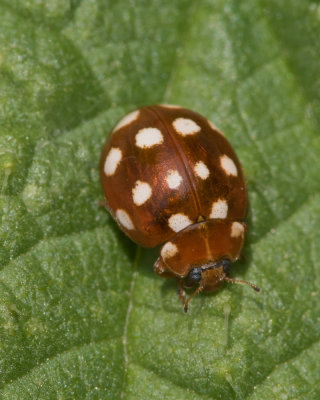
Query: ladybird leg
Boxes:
[
  {"xmin": 183, "ymin": 284, "xmax": 204, "ymax": 313},
  {"xmin": 98, "ymin": 200, "xmax": 108, "ymax": 209},
  {"xmin": 178, "ymin": 280, "xmax": 187, "ymax": 310},
  {"xmin": 154, "ymin": 258, "xmax": 176, "ymax": 279}
]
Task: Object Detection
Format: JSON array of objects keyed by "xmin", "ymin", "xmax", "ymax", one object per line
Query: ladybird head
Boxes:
[
  {"xmin": 184, "ymin": 258, "xmax": 231, "ymax": 288},
  {"xmin": 154, "ymin": 219, "xmax": 259, "ymax": 312}
]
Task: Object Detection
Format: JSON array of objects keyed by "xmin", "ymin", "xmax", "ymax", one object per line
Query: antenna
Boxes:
[{"xmin": 224, "ymin": 276, "xmax": 260, "ymax": 292}]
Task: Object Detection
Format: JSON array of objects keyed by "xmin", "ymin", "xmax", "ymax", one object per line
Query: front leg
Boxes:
[
  {"xmin": 154, "ymin": 257, "xmax": 176, "ymax": 279},
  {"xmin": 178, "ymin": 279, "xmax": 187, "ymax": 311}
]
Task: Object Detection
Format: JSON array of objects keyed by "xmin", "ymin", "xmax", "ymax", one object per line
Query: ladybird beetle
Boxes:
[{"xmin": 99, "ymin": 105, "xmax": 259, "ymax": 312}]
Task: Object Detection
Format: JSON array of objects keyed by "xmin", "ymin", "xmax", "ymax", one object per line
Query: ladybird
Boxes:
[{"xmin": 99, "ymin": 105, "xmax": 259, "ymax": 312}]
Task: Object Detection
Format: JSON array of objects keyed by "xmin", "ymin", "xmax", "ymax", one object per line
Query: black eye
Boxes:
[
  {"xmin": 185, "ymin": 267, "xmax": 202, "ymax": 286},
  {"xmin": 221, "ymin": 259, "xmax": 231, "ymax": 274}
]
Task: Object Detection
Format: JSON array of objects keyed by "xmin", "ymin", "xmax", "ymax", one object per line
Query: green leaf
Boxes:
[{"xmin": 0, "ymin": 0, "xmax": 319, "ymax": 398}]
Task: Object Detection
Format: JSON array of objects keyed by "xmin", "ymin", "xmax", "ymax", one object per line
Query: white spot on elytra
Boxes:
[
  {"xmin": 116, "ymin": 209, "xmax": 134, "ymax": 230},
  {"xmin": 208, "ymin": 120, "xmax": 224, "ymax": 135},
  {"xmin": 209, "ymin": 199, "xmax": 228, "ymax": 219},
  {"xmin": 135, "ymin": 128, "xmax": 163, "ymax": 148},
  {"xmin": 132, "ymin": 180, "xmax": 152, "ymax": 206},
  {"xmin": 160, "ymin": 104, "xmax": 182, "ymax": 109},
  {"xmin": 220, "ymin": 155, "xmax": 238, "ymax": 176},
  {"xmin": 231, "ymin": 222, "xmax": 245, "ymax": 238},
  {"xmin": 166, "ymin": 170, "xmax": 183, "ymax": 189},
  {"xmin": 172, "ymin": 118, "xmax": 201, "ymax": 136},
  {"xmin": 104, "ymin": 147, "xmax": 122, "ymax": 176},
  {"xmin": 208, "ymin": 120, "xmax": 218, "ymax": 130},
  {"xmin": 168, "ymin": 213, "xmax": 193, "ymax": 232},
  {"xmin": 194, "ymin": 161, "xmax": 210, "ymax": 180},
  {"xmin": 113, "ymin": 110, "xmax": 140, "ymax": 132},
  {"xmin": 161, "ymin": 242, "xmax": 178, "ymax": 260}
]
